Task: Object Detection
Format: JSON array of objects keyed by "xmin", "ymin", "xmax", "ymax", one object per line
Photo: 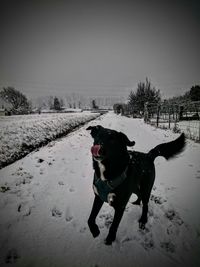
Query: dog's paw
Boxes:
[
  {"xmin": 139, "ymin": 222, "xmax": 146, "ymax": 230},
  {"xmin": 139, "ymin": 217, "xmax": 147, "ymax": 230},
  {"xmin": 104, "ymin": 238, "xmax": 113, "ymax": 245},
  {"xmin": 104, "ymin": 232, "xmax": 116, "ymax": 245},
  {"xmin": 88, "ymin": 221, "xmax": 100, "ymax": 238}
]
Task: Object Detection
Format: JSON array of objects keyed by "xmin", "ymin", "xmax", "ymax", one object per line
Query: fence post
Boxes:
[
  {"xmin": 168, "ymin": 106, "xmax": 171, "ymax": 129},
  {"xmin": 156, "ymin": 104, "xmax": 160, "ymax": 127},
  {"xmin": 144, "ymin": 102, "xmax": 149, "ymax": 123},
  {"xmin": 199, "ymin": 119, "xmax": 200, "ymax": 142},
  {"xmin": 174, "ymin": 104, "xmax": 178, "ymax": 131}
]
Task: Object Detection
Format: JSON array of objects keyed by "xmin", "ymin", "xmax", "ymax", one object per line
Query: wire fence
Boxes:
[{"xmin": 144, "ymin": 101, "xmax": 200, "ymax": 141}]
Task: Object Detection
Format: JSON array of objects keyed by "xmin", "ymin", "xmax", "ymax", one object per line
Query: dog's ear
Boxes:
[
  {"xmin": 86, "ymin": 125, "xmax": 102, "ymax": 138},
  {"xmin": 119, "ymin": 132, "xmax": 135, "ymax": 147}
]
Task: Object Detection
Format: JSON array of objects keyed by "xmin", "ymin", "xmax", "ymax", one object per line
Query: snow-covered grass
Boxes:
[
  {"xmin": 149, "ymin": 119, "xmax": 200, "ymax": 141},
  {"xmin": 0, "ymin": 112, "xmax": 199, "ymax": 267},
  {"xmin": 174, "ymin": 120, "xmax": 200, "ymax": 141},
  {"xmin": 0, "ymin": 112, "xmax": 100, "ymax": 169}
]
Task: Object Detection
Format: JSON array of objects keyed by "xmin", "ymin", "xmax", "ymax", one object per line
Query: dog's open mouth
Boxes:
[{"xmin": 91, "ymin": 144, "xmax": 102, "ymax": 158}]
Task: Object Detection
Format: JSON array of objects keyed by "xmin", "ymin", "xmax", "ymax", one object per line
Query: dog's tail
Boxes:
[{"xmin": 148, "ymin": 133, "xmax": 186, "ymax": 161}]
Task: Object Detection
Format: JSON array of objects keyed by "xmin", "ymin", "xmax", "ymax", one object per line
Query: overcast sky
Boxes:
[{"xmin": 0, "ymin": 0, "xmax": 199, "ymax": 100}]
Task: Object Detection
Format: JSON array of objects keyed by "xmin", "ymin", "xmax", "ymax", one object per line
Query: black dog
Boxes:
[{"xmin": 87, "ymin": 125, "xmax": 185, "ymax": 245}]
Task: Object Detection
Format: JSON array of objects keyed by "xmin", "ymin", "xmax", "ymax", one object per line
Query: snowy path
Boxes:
[{"xmin": 0, "ymin": 112, "xmax": 200, "ymax": 267}]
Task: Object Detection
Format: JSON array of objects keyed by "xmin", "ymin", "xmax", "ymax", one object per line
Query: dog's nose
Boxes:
[{"xmin": 91, "ymin": 144, "xmax": 102, "ymax": 157}]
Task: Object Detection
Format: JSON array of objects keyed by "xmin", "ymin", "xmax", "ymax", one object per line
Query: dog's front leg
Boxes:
[
  {"xmin": 88, "ymin": 194, "xmax": 104, "ymax": 238},
  {"xmin": 105, "ymin": 206, "xmax": 125, "ymax": 245},
  {"xmin": 139, "ymin": 203, "xmax": 148, "ymax": 229}
]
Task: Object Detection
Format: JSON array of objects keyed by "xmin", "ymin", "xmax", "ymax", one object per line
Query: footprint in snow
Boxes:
[
  {"xmin": 47, "ymin": 142, "xmax": 55, "ymax": 148},
  {"xmin": 80, "ymin": 226, "xmax": 87, "ymax": 233},
  {"xmin": 65, "ymin": 207, "xmax": 73, "ymax": 222},
  {"xmin": 0, "ymin": 186, "xmax": 10, "ymax": 193},
  {"xmin": 150, "ymin": 194, "xmax": 166, "ymax": 205},
  {"xmin": 18, "ymin": 202, "xmax": 32, "ymax": 216},
  {"xmin": 15, "ymin": 173, "xmax": 33, "ymax": 186},
  {"xmin": 38, "ymin": 158, "xmax": 44, "ymax": 163},
  {"xmin": 196, "ymin": 170, "xmax": 200, "ymax": 179},
  {"xmin": 160, "ymin": 241, "xmax": 176, "ymax": 253},
  {"xmin": 51, "ymin": 207, "xmax": 62, "ymax": 218},
  {"xmin": 165, "ymin": 209, "xmax": 184, "ymax": 226},
  {"xmin": 69, "ymin": 187, "xmax": 75, "ymax": 192},
  {"xmin": 166, "ymin": 224, "xmax": 175, "ymax": 235},
  {"xmin": 121, "ymin": 236, "xmax": 133, "ymax": 244},
  {"xmin": 39, "ymin": 168, "xmax": 44, "ymax": 175},
  {"xmin": 137, "ymin": 228, "xmax": 155, "ymax": 250},
  {"xmin": 141, "ymin": 237, "xmax": 155, "ymax": 250},
  {"xmin": 5, "ymin": 248, "xmax": 20, "ymax": 264}
]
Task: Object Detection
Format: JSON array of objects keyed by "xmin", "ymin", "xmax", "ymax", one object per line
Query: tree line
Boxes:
[
  {"xmin": 0, "ymin": 87, "xmax": 66, "ymax": 115},
  {"xmin": 1, "ymin": 81, "xmax": 199, "ymax": 115},
  {"xmin": 0, "ymin": 86, "xmax": 115, "ymax": 115},
  {"xmin": 113, "ymin": 78, "xmax": 200, "ymax": 116}
]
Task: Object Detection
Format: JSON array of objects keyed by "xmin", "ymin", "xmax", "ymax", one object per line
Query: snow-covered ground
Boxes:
[
  {"xmin": 0, "ymin": 112, "xmax": 199, "ymax": 267},
  {"xmin": 0, "ymin": 112, "xmax": 100, "ymax": 169},
  {"xmin": 150, "ymin": 119, "xmax": 200, "ymax": 141}
]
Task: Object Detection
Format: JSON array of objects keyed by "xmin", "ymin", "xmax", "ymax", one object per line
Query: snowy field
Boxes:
[
  {"xmin": 0, "ymin": 112, "xmax": 100, "ymax": 169},
  {"xmin": 0, "ymin": 112, "xmax": 200, "ymax": 267}
]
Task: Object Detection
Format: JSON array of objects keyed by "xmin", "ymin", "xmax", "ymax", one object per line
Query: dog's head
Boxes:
[{"xmin": 87, "ymin": 125, "xmax": 135, "ymax": 160}]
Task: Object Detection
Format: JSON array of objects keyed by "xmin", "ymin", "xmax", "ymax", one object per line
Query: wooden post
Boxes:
[
  {"xmin": 168, "ymin": 106, "xmax": 171, "ymax": 129},
  {"xmin": 156, "ymin": 104, "xmax": 160, "ymax": 127},
  {"xmin": 199, "ymin": 119, "xmax": 200, "ymax": 142},
  {"xmin": 144, "ymin": 102, "xmax": 148, "ymax": 123}
]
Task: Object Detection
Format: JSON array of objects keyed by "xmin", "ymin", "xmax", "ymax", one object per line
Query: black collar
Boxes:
[{"xmin": 105, "ymin": 165, "xmax": 129, "ymax": 189}]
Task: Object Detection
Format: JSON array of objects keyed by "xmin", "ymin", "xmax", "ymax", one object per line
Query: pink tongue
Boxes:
[{"xmin": 91, "ymin": 145, "xmax": 101, "ymax": 157}]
